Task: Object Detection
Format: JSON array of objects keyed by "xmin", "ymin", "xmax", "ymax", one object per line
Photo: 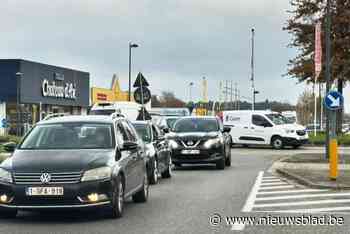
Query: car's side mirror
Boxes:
[
  {"xmin": 3, "ymin": 142, "xmax": 17, "ymax": 152},
  {"xmin": 115, "ymin": 149, "xmax": 122, "ymax": 161},
  {"xmin": 263, "ymin": 123, "xmax": 272, "ymax": 128},
  {"xmin": 223, "ymin": 126, "xmax": 231, "ymax": 133},
  {"xmin": 122, "ymin": 141, "xmax": 138, "ymax": 151},
  {"xmin": 163, "ymin": 128, "xmax": 170, "ymax": 134}
]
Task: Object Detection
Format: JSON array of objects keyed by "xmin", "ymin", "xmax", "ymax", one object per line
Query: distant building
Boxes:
[
  {"xmin": 0, "ymin": 59, "xmax": 90, "ymax": 135},
  {"xmin": 91, "ymin": 74, "xmax": 135, "ymax": 105}
]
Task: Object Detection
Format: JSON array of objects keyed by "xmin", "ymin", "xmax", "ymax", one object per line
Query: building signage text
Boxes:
[{"xmin": 42, "ymin": 79, "xmax": 77, "ymax": 99}]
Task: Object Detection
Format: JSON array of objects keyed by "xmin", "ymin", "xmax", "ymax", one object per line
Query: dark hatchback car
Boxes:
[
  {"xmin": 132, "ymin": 121, "xmax": 172, "ymax": 184},
  {"xmin": 168, "ymin": 116, "xmax": 232, "ymax": 169},
  {"xmin": 0, "ymin": 115, "xmax": 149, "ymax": 219}
]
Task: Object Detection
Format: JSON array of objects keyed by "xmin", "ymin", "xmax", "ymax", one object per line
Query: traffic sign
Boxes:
[
  {"xmin": 324, "ymin": 91, "xmax": 344, "ymax": 111},
  {"xmin": 134, "ymin": 87, "xmax": 151, "ymax": 104},
  {"xmin": 1, "ymin": 118, "xmax": 8, "ymax": 128},
  {"xmin": 133, "ymin": 73, "xmax": 149, "ymax": 87}
]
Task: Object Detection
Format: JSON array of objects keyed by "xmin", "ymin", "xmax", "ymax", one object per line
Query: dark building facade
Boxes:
[{"xmin": 0, "ymin": 59, "xmax": 90, "ymax": 135}]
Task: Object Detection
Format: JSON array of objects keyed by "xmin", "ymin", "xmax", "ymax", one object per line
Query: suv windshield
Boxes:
[
  {"xmin": 266, "ymin": 114, "xmax": 289, "ymax": 125},
  {"xmin": 133, "ymin": 123, "xmax": 152, "ymax": 143},
  {"xmin": 173, "ymin": 118, "xmax": 219, "ymax": 133},
  {"xmin": 20, "ymin": 123, "xmax": 114, "ymax": 150}
]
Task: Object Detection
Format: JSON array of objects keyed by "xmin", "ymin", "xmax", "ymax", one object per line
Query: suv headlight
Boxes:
[
  {"xmin": 0, "ymin": 168, "xmax": 12, "ymax": 183},
  {"xmin": 81, "ymin": 167, "xmax": 111, "ymax": 182},
  {"xmin": 204, "ymin": 138, "xmax": 222, "ymax": 149},
  {"xmin": 285, "ymin": 129, "xmax": 295, "ymax": 134},
  {"xmin": 168, "ymin": 140, "xmax": 179, "ymax": 149}
]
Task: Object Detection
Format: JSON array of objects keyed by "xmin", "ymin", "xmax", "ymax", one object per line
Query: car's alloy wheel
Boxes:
[
  {"xmin": 161, "ymin": 157, "xmax": 172, "ymax": 178},
  {"xmin": 272, "ymin": 137, "xmax": 283, "ymax": 150},
  {"xmin": 109, "ymin": 176, "xmax": 123, "ymax": 219},
  {"xmin": 149, "ymin": 159, "xmax": 158, "ymax": 185},
  {"xmin": 225, "ymin": 146, "xmax": 232, "ymax": 167}
]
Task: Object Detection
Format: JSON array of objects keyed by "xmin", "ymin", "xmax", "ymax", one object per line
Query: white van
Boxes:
[
  {"xmin": 90, "ymin": 101, "xmax": 141, "ymax": 120},
  {"xmin": 221, "ymin": 110, "xmax": 308, "ymax": 149}
]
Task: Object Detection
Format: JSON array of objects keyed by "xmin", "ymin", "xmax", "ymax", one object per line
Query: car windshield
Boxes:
[
  {"xmin": 266, "ymin": 114, "xmax": 289, "ymax": 125},
  {"xmin": 173, "ymin": 118, "xmax": 219, "ymax": 133},
  {"xmin": 133, "ymin": 123, "xmax": 152, "ymax": 143},
  {"xmin": 19, "ymin": 123, "xmax": 114, "ymax": 150},
  {"xmin": 166, "ymin": 118, "xmax": 179, "ymax": 129}
]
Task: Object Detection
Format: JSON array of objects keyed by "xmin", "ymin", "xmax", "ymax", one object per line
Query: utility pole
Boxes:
[
  {"xmin": 251, "ymin": 28, "xmax": 255, "ymax": 111},
  {"xmin": 325, "ymin": 0, "xmax": 331, "ymax": 160},
  {"xmin": 223, "ymin": 80, "xmax": 234, "ymax": 110}
]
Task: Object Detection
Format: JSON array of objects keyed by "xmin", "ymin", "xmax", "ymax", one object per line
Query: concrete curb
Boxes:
[{"xmin": 276, "ymin": 168, "xmax": 350, "ymax": 190}]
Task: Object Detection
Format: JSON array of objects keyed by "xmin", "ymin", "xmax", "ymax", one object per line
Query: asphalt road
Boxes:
[{"xmin": 1, "ymin": 146, "xmax": 350, "ymax": 234}]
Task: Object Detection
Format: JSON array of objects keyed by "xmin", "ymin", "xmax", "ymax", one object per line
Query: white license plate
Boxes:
[
  {"xmin": 26, "ymin": 187, "xmax": 64, "ymax": 196},
  {"xmin": 181, "ymin": 150, "xmax": 200, "ymax": 155}
]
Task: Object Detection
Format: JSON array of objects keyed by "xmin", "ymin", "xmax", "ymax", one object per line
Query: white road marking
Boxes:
[
  {"xmin": 257, "ymin": 189, "xmax": 327, "ymax": 195},
  {"xmin": 255, "ymin": 193, "xmax": 350, "ymax": 201},
  {"xmin": 234, "ymin": 171, "xmax": 264, "ymax": 231},
  {"xmin": 261, "ymin": 179, "xmax": 281, "ymax": 182},
  {"xmin": 254, "ymin": 199, "xmax": 350, "ymax": 208},
  {"xmin": 262, "ymin": 176, "xmax": 278, "ymax": 179},
  {"xmin": 266, "ymin": 207, "xmax": 350, "ymax": 213},
  {"xmin": 230, "ymin": 222, "xmax": 245, "ymax": 231},
  {"xmin": 258, "ymin": 185, "xmax": 294, "ymax": 190},
  {"xmin": 260, "ymin": 182, "xmax": 289, "ymax": 186},
  {"xmin": 242, "ymin": 171, "xmax": 264, "ymax": 212}
]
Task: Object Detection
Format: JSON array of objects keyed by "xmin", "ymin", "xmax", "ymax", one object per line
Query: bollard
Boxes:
[{"xmin": 329, "ymin": 139, "xmax": 338, "ymax": 180}]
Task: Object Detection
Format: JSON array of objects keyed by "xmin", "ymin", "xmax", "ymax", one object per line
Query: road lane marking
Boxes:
[
  {"xmin": 261, "ymin": 179, "xmax": 281, "ymax": 182},
  {"xmin": 234, "ymin": 171, "xmax": 264, "ymax": 231},
  {"xmin": 253, "ymin": 199, "xmax": 350, "ymax": 208},
  {"xmin": 255, "ymin": 192, "xmax": 350, "ymax": 201},
  {"xmin": 258, "ymin": 185, "xmax": 294, "ymax": 190},
  {"xmin": 257, "ymin": 189, "xmax": 327, "ymax": 195},
  {"xmin": 266, "ymin": 207, "xmax": 350, "ymax": 213},
  {"xmin": 260, "ymin": 182, "xmax": 289, "ymax": 186},
  {"xmin": 262, "ymin": 176, "xmax": 277, "ymax": 179},
  {"xmin": 242, "ymin": 171, "xmax": 264, "ymax": 212}
]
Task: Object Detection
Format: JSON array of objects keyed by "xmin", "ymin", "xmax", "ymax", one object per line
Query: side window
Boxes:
[
  {"xmin": 252, "ymin": 115, "xmax": 271, "ymax": 127},
  {"xmin": 217, "ymin": 118, "xmax": 224, "ymax": 131},
  {"xmin": 122, "ymin": 121, "xmax": 137, "ymax": 142}
]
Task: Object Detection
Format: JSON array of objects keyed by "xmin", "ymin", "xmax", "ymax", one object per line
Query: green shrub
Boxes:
[
  {"xmin": 308, "ymin": 133, "xmax": 350, "ymax": 146},
  {"xmin": 0, "ymin": 135, "xmax": 22, "ymax": 144}
]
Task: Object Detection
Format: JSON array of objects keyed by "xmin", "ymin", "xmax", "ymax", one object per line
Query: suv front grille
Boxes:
[{"xmin": 13, "ymin": 172, "xmax": 82, "ymax": 185}]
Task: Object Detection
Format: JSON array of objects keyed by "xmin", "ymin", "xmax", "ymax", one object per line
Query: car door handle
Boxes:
[
  {"xmin": 244, "ymin": 127, "xmax": 248, "ymax": 129},
  {"xmin": 251, "ymin": 127, "xmax": 255, "ymax": 129}
]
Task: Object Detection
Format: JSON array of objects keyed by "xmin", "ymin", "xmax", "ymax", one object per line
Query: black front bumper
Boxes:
[
  {"xmin": 0, "ymin": 180, "xmax": 112, "ymax": 210},
  {"xmin": 171, "ymin": 147, "xmax": 224, "ymax": 164},
  {"xmin": 282, "ymin": 137, "xmax": 309, "ymax": 146}
]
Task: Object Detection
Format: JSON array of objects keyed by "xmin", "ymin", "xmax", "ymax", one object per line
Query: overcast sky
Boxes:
[{"xmin": 1, "ymin": 0, "xmax": 349, "ymax": 111}]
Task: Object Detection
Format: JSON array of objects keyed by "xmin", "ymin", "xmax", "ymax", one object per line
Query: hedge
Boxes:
[
  {"xmin": 308, "ymin": 133, "xmax": 350, "ymax": 145},
  {"xmin": 0, "ymin": 135, "xmax": 22, "ymax": 144}
]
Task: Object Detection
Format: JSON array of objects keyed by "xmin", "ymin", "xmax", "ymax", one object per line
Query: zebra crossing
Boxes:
[{"xmin": 242, "ymin": 171, "xmax": 350, "ymax": 214}]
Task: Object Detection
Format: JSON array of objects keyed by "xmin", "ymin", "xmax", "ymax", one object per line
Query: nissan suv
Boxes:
[{"xmin": 0, "ymin": 115, "xmax": 149, "ymax": 219}]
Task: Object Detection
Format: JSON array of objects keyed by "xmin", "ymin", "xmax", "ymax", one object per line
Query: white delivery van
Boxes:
[
  {"xmin": 221, "ymin": 110, "xmax": 308, "ymax": 149},
  {"xmin": 90, "ymin": 101, "xmax": 141, "ymax": 120}
]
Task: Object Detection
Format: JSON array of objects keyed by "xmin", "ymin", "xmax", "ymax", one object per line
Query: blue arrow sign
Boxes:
[
  {"xmin": 324, "ymin": 91, "xmax": 344, "ymax": 111},
  {"xmin": 1, "ymin": 118, "xmax": 6, "ymax": 128}
]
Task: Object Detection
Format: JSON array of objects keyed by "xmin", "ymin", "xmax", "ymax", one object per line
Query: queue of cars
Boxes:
[{"xmin": 0, "ymin": 105, "xmax": 309, "ymax": 219}]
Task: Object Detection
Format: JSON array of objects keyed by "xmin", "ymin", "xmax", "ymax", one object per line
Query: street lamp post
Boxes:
[
  {"xmin": 15, "ymin": 72, "xmax": 23, "ymax": 136},
  {"xmin": 251, "ymin": 28, "xmax": 256, "ymax": 111},
  {"xmin": 189, "ymin": 82, "xmax": 194, "ymax": 102},
  {"xmin": 128, "ymin": 42, "xmax": 139, "ymax": 101}
]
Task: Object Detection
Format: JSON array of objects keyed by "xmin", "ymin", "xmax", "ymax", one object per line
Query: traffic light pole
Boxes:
[{"xmin": 325, "ymin": 0, "xmax": 331, "ymax": 161}]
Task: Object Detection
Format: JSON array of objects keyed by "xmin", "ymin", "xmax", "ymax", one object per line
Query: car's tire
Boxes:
[
  {"xmin": 108, "ymin": 175, "xmax": 124, "ymax": 219},
  {"xmin": 271, "ymin": 136, "xmax": 284, "ymax": 150},
  {"xmin": 225, "ymin": 147, "xmax": 231, "ymax": 167},
  {"xmin": 216, "ymin": 153, "xmax": 225, "ymax": 170},
  {"xmin": 173, "ymin": 163, "xmax": 181, "ymax": 168},
  {"xmin": 132, "ymin": 173, "xmax": 149, "ymax": 203},
  {"xmin": 0, "ymin": 209, "xmax": 17, "ymax": 219},
  {"xmin": 149, "ymin": 159, "xmax": 158, "ymax": 185},
  {"xmin": 161, "ymin": 157, "xmax": 172, "ymax": 178}
]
